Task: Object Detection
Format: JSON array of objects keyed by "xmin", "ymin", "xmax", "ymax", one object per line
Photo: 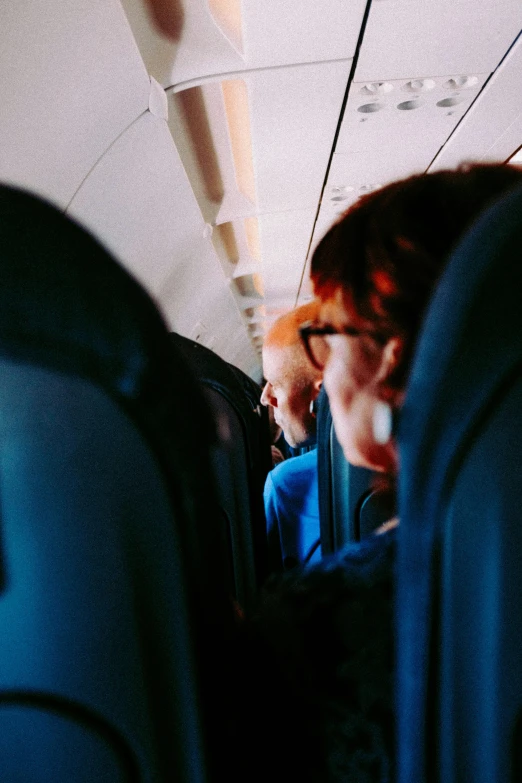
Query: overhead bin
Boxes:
[
  {"xmin": 121, "ymin": 0, "xmax": 366, "ymax": 87},
  {"xmin": 0, "ymin": 0, "xmax": 149, "ymax": 209},
  {"xmin": 169, "ymin": 59, "xmax": 350, "ymax": 327},
  {"xmin": 169, "ymin": 61, "xmax": 351, "ymax": 222},
  {"xmin": 355, "ymin": 0, "xmax": 522, "ymax": 82}
]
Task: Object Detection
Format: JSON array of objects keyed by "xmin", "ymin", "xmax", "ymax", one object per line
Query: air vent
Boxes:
[
  {"xmin": 358, "ymin": 102, "xmax": 385, "ymax": 113},
  {"xmin": 330, "ymin": 185, "xmax": 355, "ymax": 202},
  {"xmin": 397, "ymin": 99, "xmax": 423, "ymax": 111},
  {"xmin": 437, "ymin": 96, "xmax": 465, "ymax": 108},
  {"xmin": 359, "ymin": 82, "xmax": 394, "ymax": 95},
  {"xmin": 443, "ymin": 75, "xmax": 479, "ymax": 90},
  {"xmin": 403, "ymin": 79, "xmax": 436, "ymax": 92},
  {"xmin": 329, "ymin": 183, "xmax": 381, "ymax": 201}
]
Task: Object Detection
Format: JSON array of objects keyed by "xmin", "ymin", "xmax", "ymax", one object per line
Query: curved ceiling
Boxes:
[{"xmin": 1, "ymin": 1, "xmax": 522, "ymax": 379}]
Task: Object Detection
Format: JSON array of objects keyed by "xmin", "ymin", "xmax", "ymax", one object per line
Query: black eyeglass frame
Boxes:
[{"xmin": 299, "ymin": 320, "xmax": 386, "ymax": 371}]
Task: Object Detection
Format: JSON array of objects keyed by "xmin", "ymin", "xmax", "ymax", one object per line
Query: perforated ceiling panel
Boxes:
[
  {"xmin": 310, "ymin": 3, "xmax": 522, "ymax": 281},
  {"xmin": 430, "ymin": 36, "xmax": 522, "ymax": 170}
]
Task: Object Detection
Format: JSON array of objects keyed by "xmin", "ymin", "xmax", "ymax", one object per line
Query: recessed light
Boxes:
[
  {"xmin": 358, "ymin": 102, "xmax": 385, "ymax": 114},
  {"xmin": 397, "ymin": 99, "xmax": 423, "ymax": 111},
  {"xmin": 359, "ymin": 82, "xmax": 394, "ymax": 96},
  {"xmin": 403, "ymin": 79, "xmax": 436, "ymax": 92},
  {"xmin": 437, "ymin": 96, "xmax": 465, "ymax": 108}
]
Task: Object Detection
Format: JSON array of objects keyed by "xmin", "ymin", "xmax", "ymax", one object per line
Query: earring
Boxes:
[
  {"xmin": 310, "ymin": 399, "xmax": 317, "ymax": 416},
  {"xmin": 372, "ymin": 400, "xmax": 393, "ymax": 444}
]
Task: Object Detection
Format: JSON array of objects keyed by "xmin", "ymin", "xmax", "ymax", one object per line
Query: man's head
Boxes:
[{"xmin": 260, "ymin": 302, "xmax": 322, "ymax": 448}]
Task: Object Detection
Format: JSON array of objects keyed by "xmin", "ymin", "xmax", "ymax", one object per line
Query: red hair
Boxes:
[{"xmin": 311, "ymin": 163, "xmax": 522, "ymax": 390}]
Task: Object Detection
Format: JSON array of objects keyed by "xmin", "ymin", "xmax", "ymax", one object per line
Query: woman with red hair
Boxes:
[
  {"xmin": 302, "ymin": 163, "xmax": 522, "ymax": 481},
  {"xmin": 237, "ymin": 164, "xmax": 522, "ymax": 783}
]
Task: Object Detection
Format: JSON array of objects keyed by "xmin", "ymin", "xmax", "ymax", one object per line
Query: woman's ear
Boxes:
[
  {"xmin": 375, "ymin": 336, "xmax": 404, "ymax": 388},
  {"xmin": 313, "ymin": 377, "xmax": 323, "ymax": 396}
]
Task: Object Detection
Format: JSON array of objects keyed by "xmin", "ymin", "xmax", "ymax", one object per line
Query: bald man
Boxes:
[
  {"xmin": 260, "ymin": 303, "xmax": 323, "ymax": 570},
  {"xmin": 260, "ymin": 302, "xmax": 322, "ymax": 448}
]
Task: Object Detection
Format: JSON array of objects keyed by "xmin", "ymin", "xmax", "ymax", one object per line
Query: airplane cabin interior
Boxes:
[{"xmin": 1, "ymin": 2, "xmax": 522, "ymax": 782}]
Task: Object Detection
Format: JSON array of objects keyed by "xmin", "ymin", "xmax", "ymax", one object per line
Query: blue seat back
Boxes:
[
  {"xmin": 398, "ymin": 182, "xmax": 522, "ymax": 783},
  {"xmin": 170, "ymin": 333, "xmax": 271, "ymax": 606},
  {"xmin": 0, "ymin": 185, "xmax": 231, "ymax": 781},
  {"xmin": 317, "ymin": 386, "xmax": 391, "ymax": 553}
]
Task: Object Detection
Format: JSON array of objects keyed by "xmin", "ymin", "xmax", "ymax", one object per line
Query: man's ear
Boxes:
[{"xmin": 375, "ymin": 336, "xmax": 404, "ymax": 388}]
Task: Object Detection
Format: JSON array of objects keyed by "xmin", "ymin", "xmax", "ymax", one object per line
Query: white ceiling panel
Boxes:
[
  {"xmin": 258, "ymin": 209, "xmax": 317, "ymax": 301},
  {"xmin": 356, "ymin": 0, "xmax": 522, "ymax": 82},
  {"xmin": 242, "ymin": 0, "xmax": 366, "ymax": 68},
  {"xmin": 325, "ymin": 149, "xmax": 432, "ymax": 192},
  {"xmin": 430, "ymin": 36, "xmax": 522, "ymax": 170},
  {"xmin": 0, "ymin": 0, "xmax": 150, "ymax": 208},
  {"xmin": 312, "ymin": 148, "xmax": 430, "ymax": 251},
  {"xmin": 121, "ymin": 0, "xmax": 365, "ymax": 88},
  {"xmin": 249, "ymin": 60, "xmax": 352, "ymax": 213},
  {"xmin": 66, "ymin": 111, "xmax": 259, "ymax": 374},
  {"xmin": 482, "ymin": 119, "xmax": 522, "ymax": 163}
]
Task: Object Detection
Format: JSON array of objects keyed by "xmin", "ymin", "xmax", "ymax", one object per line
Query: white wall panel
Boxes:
[
  {"xmin": 67, "ymin": 112, "xmax": 259, "ymax": 375},
  {"xmin": 0, "ymin": 0, "xmax": 149, "ymax": 208},
  {"xmin": 356, "ymin": 0, "xmax": 522, "ymax": 82}
]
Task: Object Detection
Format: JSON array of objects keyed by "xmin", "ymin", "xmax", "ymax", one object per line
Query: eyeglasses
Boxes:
[{"xmin": 299, "ymin": 320, "xmax": 385, "ymax": 371}]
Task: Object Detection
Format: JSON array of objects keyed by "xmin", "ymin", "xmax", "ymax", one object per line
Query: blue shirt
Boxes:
[{"xmin": 264, "ymin": 449, "xmax": 321, "ymax": 570}]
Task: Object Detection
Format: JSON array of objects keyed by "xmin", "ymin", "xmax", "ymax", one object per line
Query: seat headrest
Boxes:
[
  {"xmin": 399, "ymin": 180, "xmax": 522, "ymax": 531},
  {"xmin": 397, "ymin": 180, "xmax": 522, "ymax": 783},
  {"xmin": 0, "ymin": 184, "xmax": 216, "ymax": 453}
]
